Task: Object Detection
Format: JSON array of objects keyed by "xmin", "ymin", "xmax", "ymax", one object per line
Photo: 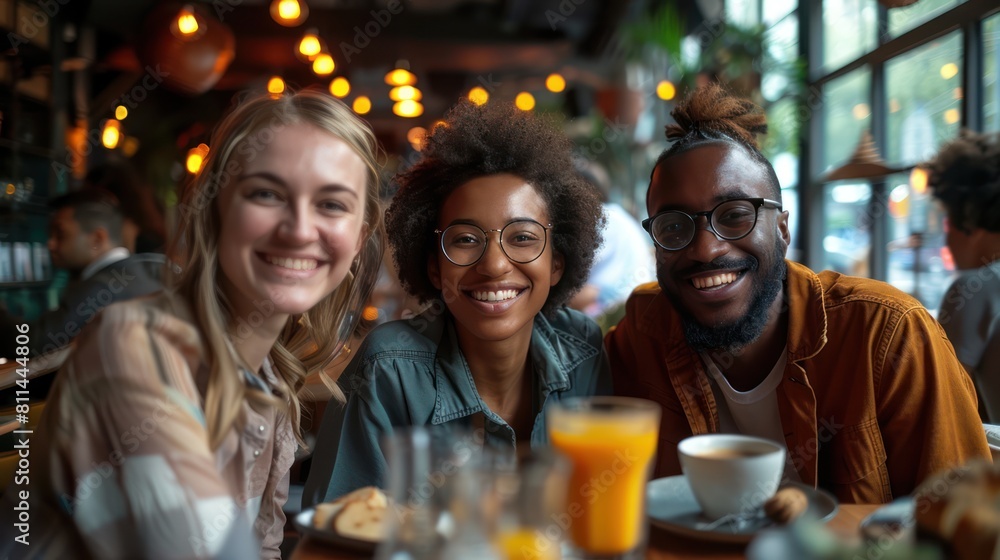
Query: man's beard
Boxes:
[{"xmin": 659, "ymin": 240, "xmax": 786, "ymax": 354}]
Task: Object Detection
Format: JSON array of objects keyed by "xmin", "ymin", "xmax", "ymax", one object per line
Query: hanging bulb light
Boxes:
[
  {"xmin": 270, "ymin": 0, "xmax": 308, "ymax": 27},
  {"xmin": 545, "ymin": 73, "xmax": 566, "ymax": 93},
  {"xmin": 267, "ymin": 76, "xmax": 285, "ymax": 96},
  {"xmin": 297, "ymin": 28, "xmax": 322, "ymax": 60},
  {"xmin": 329, "ymin": 77, "xmax": 350, "ymax": 98},
  {"xmin": 384, "ymin": 68, "xmax": 416, "ymax": 87},
  {"xmin": 389, "ymin": 85, "xmax": 422, "ymax": 102},
  {"xmin": 171, "ymin": 4, "xmax": 204, "ymax": 40},
  {"xmin": 393, "ymin": 99, "xmax": 423, "ymax": 118},
  {"xmin": 353, "ymin": 96, "xmax": 371, "ymax": 115},
  {"xmin": 101, "ymin": 120, "xmax": 121, "ymax": 149},
  {"xmin": 407, "ymin": 127, "xmax": 428, "ymax": 151},
  {"xmin": 114, "ymin": 105, "xmax": 128, "ymax": 120},
  {"xmin": 468, "ymin": 86, "xmax": 488, "ymax": 106},
  {"xmin": 515, "ymin": 92, "xmax": 535, "ymax": 111},
  {"xmin": 312, "ymin": 52, "xmax": 335, "ymax": 76},
  {"xmin": 186, "ymin": 143, "xmax": 210, "ymax": 174}
]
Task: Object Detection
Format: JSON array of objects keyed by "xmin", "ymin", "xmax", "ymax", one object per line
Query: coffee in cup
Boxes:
[{"xmin": 677, "ymin": 434, "xmax": 785, "ymax": 520}]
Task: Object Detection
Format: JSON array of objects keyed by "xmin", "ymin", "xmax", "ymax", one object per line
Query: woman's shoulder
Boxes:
[
  {"xmin": 64, "ymin": 293, "xmax": 203, "ymax": 386},
  {"xmin": 355, "ymin": 311, "xmax": 447, "ymax": 358},
  {"xmin": 540, "ymin": 306, "xmax": 603, "ymax": 342}
]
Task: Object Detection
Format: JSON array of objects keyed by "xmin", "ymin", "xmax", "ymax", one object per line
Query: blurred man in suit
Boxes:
[{"xmin": 0, "ymin": 189, "xmax": 165, "ymax": 358}]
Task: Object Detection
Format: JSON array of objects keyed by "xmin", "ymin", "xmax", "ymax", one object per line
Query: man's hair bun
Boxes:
[{"xmin": 665, "ymin": 82, "xmax": 768, "ymax": 150}]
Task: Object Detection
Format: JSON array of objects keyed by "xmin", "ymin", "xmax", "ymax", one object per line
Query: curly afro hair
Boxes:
[
  {"xmin": 926, "ymin": 131, "xmax": 1000, "ymax": 233},
  {"xmin": 386, "ymin": 99, "xmax": 605, "ymax": 315},
  {"xmin": 653, "ymin": 83, "xmax": 781, "ymax": 199}
]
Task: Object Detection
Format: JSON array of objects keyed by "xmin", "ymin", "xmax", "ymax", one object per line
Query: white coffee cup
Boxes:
[{"xmin": 677, "ymin": 434, "xmax": 785, "ymax": 520}]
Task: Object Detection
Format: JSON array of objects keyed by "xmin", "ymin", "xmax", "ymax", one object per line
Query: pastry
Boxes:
[
  {"xmin": 764, "ymin": 486, "xmax": 809, "ymax": 524},
  {"xmin": 914, "ymin": 459, "xmax": 1000, "ymax": 559}
]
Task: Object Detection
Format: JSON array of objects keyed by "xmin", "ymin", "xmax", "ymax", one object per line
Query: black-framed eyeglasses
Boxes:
[
  {"xmin": 434, "ymin": 219, "xmax": 553, "ymax": 266},
  {"xmin": 641, "ymin": 198, "xmax": 782, "ymax": 251}
]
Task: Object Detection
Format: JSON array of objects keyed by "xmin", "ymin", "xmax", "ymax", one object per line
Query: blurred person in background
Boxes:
[
  {"xmin": 304, "ymin": 99, "xmax": 611, "ymax": 504},
  {"xmin": 0, "ymin": 89, "xmax": 383, "ymax": 559},
  {"xmin": 930, "ymin": 131, "xmax": 1000, "ymax": 421},
  {"xmin": 82, "ymin": 161, "xmax": 167, "ymax": 254},
  {"xmin": 0, "ymin": 189, "xmax": 165, "ymax": 359},
  {"xmin": 568, "ymin": 160, "xmax": 655, "ymax": 329}
]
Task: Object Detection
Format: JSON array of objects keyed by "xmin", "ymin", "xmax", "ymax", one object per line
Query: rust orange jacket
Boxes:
[{"xmin": 606, "ymin": 260, "xmax": 990, "ymax": 504}]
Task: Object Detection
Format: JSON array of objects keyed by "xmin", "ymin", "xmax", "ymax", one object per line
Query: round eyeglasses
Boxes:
[
  {"xmin": 434, "ymin": 219, "xmax": 553, "ymax": 266},
  {"xmin": 641, "ymin": 198, "xmax": 782, "ymax": 251}
]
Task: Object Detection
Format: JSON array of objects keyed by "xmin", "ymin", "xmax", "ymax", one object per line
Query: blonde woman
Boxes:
[{"xmin": 2, "ymin": 90, "xmax": 383, "ymax": 558}]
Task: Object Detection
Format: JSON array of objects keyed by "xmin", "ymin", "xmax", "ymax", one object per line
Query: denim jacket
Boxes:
[
  {"xmin": 607, "ymin": 260, "xmax": 990, "ymax": 504},
  {"xmin": 303, "ymin": 306, "xmax": 612, "ymax": 506}
]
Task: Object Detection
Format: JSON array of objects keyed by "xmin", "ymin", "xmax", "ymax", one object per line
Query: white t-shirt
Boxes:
[{"xmin": 701, "ymin": 349, "xmax": 801, "ymax": 482}]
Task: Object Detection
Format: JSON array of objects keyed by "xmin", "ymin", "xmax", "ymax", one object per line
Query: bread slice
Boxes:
[
  {"xmin": 312, "ymin": 502, "xmax": 344, "ymax": 530},
  {"xmin": 334, "ymin": 498, "xmax": 388, "ymax": 541}
]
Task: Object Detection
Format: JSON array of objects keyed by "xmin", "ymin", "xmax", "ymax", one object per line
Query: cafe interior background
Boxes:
[{"xmin": 0, "ymin": 0, "xmax": 997, "ymax": 340}]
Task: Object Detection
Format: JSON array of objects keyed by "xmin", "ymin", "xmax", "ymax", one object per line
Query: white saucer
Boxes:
[{"xmin": 646, "ymin": 475, "xmax": 838, "ymax": 544}]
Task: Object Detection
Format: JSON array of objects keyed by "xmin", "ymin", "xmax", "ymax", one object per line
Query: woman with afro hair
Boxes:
[{"xmin": 304, "ymin": 99, "xmax": 611, "ymax": 503}]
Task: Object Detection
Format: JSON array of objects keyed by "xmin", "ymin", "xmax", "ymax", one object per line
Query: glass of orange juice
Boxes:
[{"xmin": 547, "ymin": 397, "xmax": 660, "ymax": 559}]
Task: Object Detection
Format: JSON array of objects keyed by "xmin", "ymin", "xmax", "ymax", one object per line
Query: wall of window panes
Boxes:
[
  {"xmin": 724, "ymin": 0, "xmax": 803, "ymax": 258},
  {"xmin": 807, "ymin": 0, "xmax": 999, "ymax": 312},
  {"xmin": 987, "ymin": 13, "xmax": 999, "ymax": 132}
]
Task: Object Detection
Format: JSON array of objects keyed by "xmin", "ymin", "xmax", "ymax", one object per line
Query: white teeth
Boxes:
[
  {"xmin": 265, "ymin": 255, "xmax": 318, "ymax": 271},
  {"xmin": 471, "ymin": 289, "xmax": 519, "ymax": 302},
  {"xmin": 692, "ymin": 273, "xmax": 738, "ymax": 290}
]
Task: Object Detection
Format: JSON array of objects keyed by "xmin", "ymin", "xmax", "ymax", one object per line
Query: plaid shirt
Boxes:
[{"xmin": 1, "ymin": 294, "xmax": 296, "ymax": 559}]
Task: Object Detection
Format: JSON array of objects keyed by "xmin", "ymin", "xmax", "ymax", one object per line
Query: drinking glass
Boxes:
[
  {"xmin": 547, "ymin": 397, "xmax": 661, "ymax": 560},
  {"xmin": 493, "ymin": 450, "xmax": 569, "ymax": 560},
  {"xmin": 376, "ymin": 425, "xmax": 507, "ymax": 560}
]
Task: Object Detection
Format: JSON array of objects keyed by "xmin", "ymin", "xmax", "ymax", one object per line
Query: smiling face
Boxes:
[
  {"xmin": 216, "ymin": 122, "xmax": 368, "ymax": 325},
  {"xmin": 429, "ymin": 174, "xmax": 564, "ymax": 344},
  {"xmin": 647, "ymin": 142, "xmax": 789, "ymax": 352}
]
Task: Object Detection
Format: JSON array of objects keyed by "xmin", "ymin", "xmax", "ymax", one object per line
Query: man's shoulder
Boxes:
[{"xmin": 812, "ymin": 268, "xmax": 926, "ymax": 314}]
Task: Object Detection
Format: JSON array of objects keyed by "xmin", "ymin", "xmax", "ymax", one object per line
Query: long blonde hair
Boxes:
[{"xmin": 171, "ymin": 89, "xmax": 383, "ymax": 449}]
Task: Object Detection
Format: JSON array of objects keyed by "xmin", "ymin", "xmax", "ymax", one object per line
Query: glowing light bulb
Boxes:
[
  {"xmin": 468, "ymin": 86, "xmax": 488, "ymax": 106},
  {"xmin": 298, "ymin": 29, "xmax": 322, "ymax": 59},
  {"xmin": 175, "ymin": 5, "xmax": 199, "ymax": 37},
  {"xmin": 515, "ymin": 92, "xmax": 535, "ymax": 111},
  {"xmin": 186, "ymin": 143, "xmax": 210, "ymax": 174},
  {"xmin": 267, "ymin": 76, "xmax": 285, "ymax": 95},
  {"xmin": 353, "ymin": 96, "xmax": 371, "ymax": 115},
  {"xmin": 102, "ymin": 120, "xmax": 121, "ymax": 149},
  {"xmin": 329, "ymin": 77, "xmax": 350, "ymax": 98},
  {"xmin": 270, "ymin": 0, "xmax": 308, "ymax": 26},
  {"xmin": 910, "ymin": 167, "xmax": 928, "ymax": 195},
  {"xmin": 384, "ymin": 69, "xmax": 416, "ymax": 86},
  {"xmin": 656, "ymin": 80, "xmax": 676, "ymax": 101},
  {"xmin": 407, "ymin": 126, "xmax": 427, "ymax": 151},
  {"xmin": 389, "ymin": 85, "xmax": 421, "ymax": 102},
  {"xmin": 312, "ymin": 53, "xmax": 335, "ymax": 76},
  {"xmin": 545, "ymin": 73, "xmax": 566, "ymax": 93},
  {"xmin": 115, "ymin": 105, "xmax": 128, "ymax": 120},
  {"xmin": 393, "ymin": 100, "xmax": 423, "ymax": 118},
  {"xmin": 940, "ymin": 62, "xmax": 959, "ymax": 80}
]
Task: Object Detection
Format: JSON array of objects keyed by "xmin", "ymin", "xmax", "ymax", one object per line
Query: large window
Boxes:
[
  {"xmin": 884, "ymin": 173, "xmax": 952, "ymax": 308},
  {"xmin": 822, "ymin": 181, "xmax": 871, "ymax": 277},
  {"xmin": 822, "ymin": 69, "xmax": 871, "ymax": 171},
  {"xmin": 823, "ymin": 0, "xmax": 878, "ymax": 71},
  {"xmin": 888, "ymin": 0, "xmax": 962, "ymax": 37},
  {"xmin": 986, "ymin": 12, "xmax": 999, "ymax": 132},
  {"xmin": 885, "ymin": 32, "xmax": 963, "ymax": 165}
]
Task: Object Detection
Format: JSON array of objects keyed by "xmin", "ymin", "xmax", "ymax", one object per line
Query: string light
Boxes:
[
  {"xmin": 297, "ymin": 28, "xmax": 322, "ymax": 60},
  {"xmin": 353, "ymin": 96, "xmax": 371, "ymax": 115},
  {"xmin": 101, "ymin": 120, "xmax": 121, "ymax": 149},
  {"xmin": 171, "ymin": 4, "xmax": 203, "ymax": 40},
  {"xmin": 515, "ymin": 92, "xmax": 535, "ymax": 111},
  {"xmin": 389, "ymin": 85, "xmax": 421, "ymax": 102},
  {"xmin": 393, "ymin": 99, "xmax": 423, "ymax": 118},
  {"xmin": 270, "ymin": 0, "xmax": 308, "ymax": 27},
  {"xmin": 312, "ymin": 53, "xmax": 335, "ymax": 76},
  {"xmin": 267, "ymin": 76, "xmax": 285, "ymax": 96},
  {"xmin": 384, "ymin": 68, "xmax": 416, "ymax": 87},
  {"xmin": 468, "ymin": 86, "xmax": 488, "ymax": 106},
  {"xmin": 115, "ymin": 105, "xmax": 128, "ymax": 120},
  {"xmin": 545, "ymin": 73, "xmax": 566, "ymax": 93},
  {"xmin": 329, "ymin": 77, "xmax": 350, "ymax": 98},
  {"xmin": 656, "ymin": 80, "xmax": 676, "ymax": 100},
  {"xmin": 186, "ymin": 143, "xmax": 210, "ymax": 174}
]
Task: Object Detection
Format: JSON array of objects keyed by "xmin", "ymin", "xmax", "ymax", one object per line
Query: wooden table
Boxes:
[{"xmin": 291, "ymin": 504, "xmax": 878, "ymax": 559}]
